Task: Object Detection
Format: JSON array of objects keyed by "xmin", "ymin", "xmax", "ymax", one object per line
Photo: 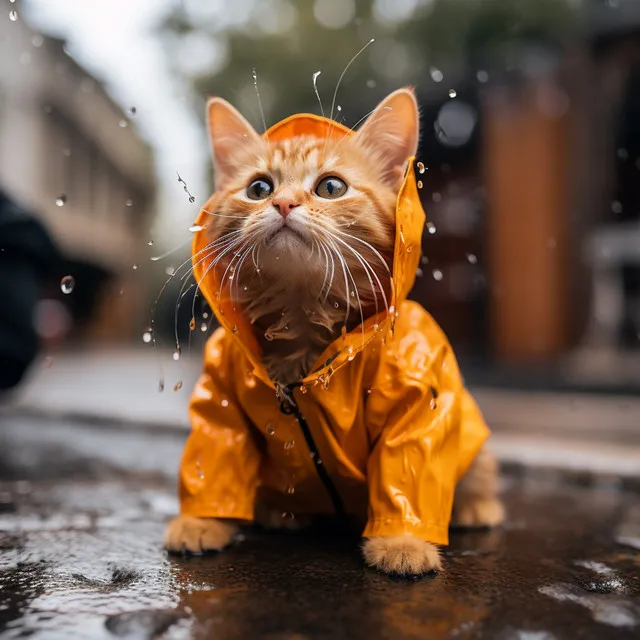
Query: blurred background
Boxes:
[{"xmin": 1, "ymin": 0, "xmax": 639, "ymax": 451}]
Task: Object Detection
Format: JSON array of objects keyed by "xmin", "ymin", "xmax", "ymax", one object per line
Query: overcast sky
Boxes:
[{"xmin": 24, "ymin": 0, "xmax": 208, "ymax": 247}]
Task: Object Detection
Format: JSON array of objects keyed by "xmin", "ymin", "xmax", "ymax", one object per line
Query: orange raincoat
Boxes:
[{"xmin": 179, "ymin": 114, "xmax": 490, "ymax": 546}]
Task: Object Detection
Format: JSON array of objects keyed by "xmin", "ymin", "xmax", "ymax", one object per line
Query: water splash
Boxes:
[
  {"xmin": 312, "ymin": 71, "xmax": 324, "ymax": 117},
  {"xmin": 177, "ymin": 172, "xmax": 196, "ymax": 203},
  {"xmin": 252, "ymin": 68, "xmax": 268, "ymax": 134}
]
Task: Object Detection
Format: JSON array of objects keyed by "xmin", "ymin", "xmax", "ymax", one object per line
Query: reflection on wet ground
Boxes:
[{"xmin": 0, "ymin": 416, "xmax": 639, "ymax": 639}]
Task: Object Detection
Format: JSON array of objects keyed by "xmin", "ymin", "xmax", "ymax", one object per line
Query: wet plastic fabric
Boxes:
[{"xmin": 179, "ymin": 114, "xmax": 490, "ymax": 545}]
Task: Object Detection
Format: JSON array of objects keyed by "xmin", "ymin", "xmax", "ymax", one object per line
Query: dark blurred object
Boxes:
[{"xmin": 0, "ymin": 191, "xmax": 61, "ymax": 390}]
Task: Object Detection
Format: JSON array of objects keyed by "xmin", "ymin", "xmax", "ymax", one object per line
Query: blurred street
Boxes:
[{"xmin": 1, "ymin": 413, "xmax": 640, "ymax": 640}]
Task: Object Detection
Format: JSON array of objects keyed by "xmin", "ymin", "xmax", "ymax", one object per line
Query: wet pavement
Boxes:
[{"xmin": 1, "ymin": 415, "xmax": 639, "ymax": 639}]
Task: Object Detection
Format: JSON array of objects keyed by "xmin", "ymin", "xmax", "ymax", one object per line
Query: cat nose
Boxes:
[{"xmin": 272, "ymin": 195, "xmax": 300, "ymax": 218}]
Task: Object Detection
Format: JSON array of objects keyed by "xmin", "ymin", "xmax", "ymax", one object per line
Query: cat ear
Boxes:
[
  {"xmin": 207, "ymin": 97, "xmax": 262, "ymax": 189},
  {"xmin": 355, "ymin": 87, "xmax": 420, "ymax": 189}
]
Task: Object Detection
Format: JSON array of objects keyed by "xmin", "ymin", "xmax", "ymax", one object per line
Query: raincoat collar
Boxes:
[{"xmin": 191, "ymin": 113, "xmax": 426, "ymax": 389}]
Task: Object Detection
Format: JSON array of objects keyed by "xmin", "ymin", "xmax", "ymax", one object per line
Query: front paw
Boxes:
[
  {"xmin": 164, "ymin": 515, "xmax": 238, "ymax": 554},
  {"xmin": 362, "ymin": 535, "xmax": 442, "ymax": 576}
]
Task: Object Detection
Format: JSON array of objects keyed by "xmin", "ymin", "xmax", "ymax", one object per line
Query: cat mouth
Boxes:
[{"xmin": 268, "ymin": 225, "xmax": 309, "ymax": 246}]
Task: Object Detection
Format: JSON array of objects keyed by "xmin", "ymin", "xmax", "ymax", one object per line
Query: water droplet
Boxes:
[
  {"xmin": 416, "ymin": 268, "xmax": 424, "ymax": 278},
  {"xmin": 477, "ymin": 70, "xmax": 489, "ymax": 83},
  {"xmin": 232, "ymin": 324, "xmax": 238, "ymax": 333},
  {"xmin": 286, "ymin": 485, "xmax": 295, "ymax": 495},
  {"xmin": 350, "ymin": 290, "xmax": 355, "ymax": 297},
  {"xmin": 60, "ymin": 275, "xmax": 75, "ymax": 294},
  {"xmin": 389, "ymin": 305, "xmax": 395, "ymax": 315},
  {"xmin": 421, "ymin": 256, "xmax": 429, "ymax": 265},
  {"xmin": 189, "ymin": 224, "xmax": 204, "ymax": 233},
  {"xmin": 366, "ymin": 79, "xmax": 376, "ymax": 88},
  {"xmin": 334, "ymin": 302, "xmax": 339, "ymax": 308},
  {"xmin": 432, "ymin": 192, "xmax": 442, "ymax": 203},
  {"xmin": 189, "ymin": 317, "xmax": 196, "ymax": 331},
  {"xmin": 406, "ymin": 245, "xmax": 413, "ymax": 253},
  {"xmin": 284, "ymin": 440, "xmax": 295, "ymax": 450},
  {"xmin": 128, "ymin": 106, "xmax": 137, "ymax": 116},
  {"xmin": 243, "ymin": 286, "xmax": 248, "ymax": 291},
  {"xmin": 200, "ymin": 322, "xmax": 207, "ymax": 332},
  {"xmin": 132, "ymin": 264, "xmax": 138, "ymax": 270},
  {"xmin": 417, "ymin": 161, "xmax": 426, "ymax": 174},
  {"xmin": 118, "ymin": 119, "xmax": 128, "ymax": 128},
  {"xmin": 147, "ymin": 240, "xmax": 154, "ymax": 246},
  {"xmin": 142, "ymin": 330, "xmax": 152, "ymax": 343},
  {"xmin": 266, "ymin": 424, "xmax": 275, "ymax": 436},
  {"xmin": 221, "ymin": 399, "xmax": 229, "ymax": 407},
  {"xmin": 430, "ymin": 67, "xmax": 443, "ymax": 83},
  {"xmin": 417, "ymin": 180, "xmax": 423, "ymax": 189},
  {"xmin": 300, "ymin": 385, "xmax": 308, "ymax": 394},
  {"xmin": 337, "ymin": 105, "xmax": 342, "ymax": 112},
  {"xmin": 433, "ymin": 269, "xmax": 443, "ymax": 281},
  {"xmin": 9, "ymin": 10, "xmax": 18, "ymax": 21},
  {"xmin": 611, "ymin": 201, "xmax": 623, "ymax": 214},
  {"xmin": 158, "ymin": 379, "xmax": 165, "ymax": 393},
  {"xmin": 373, "ymin": 323, "xmax": 379, "ymax": 331},
  {"xmin": 165, "ymin": 266, "xmax": 175, "ymax": 276},
  {"xmin": 125, "ymin": 199, "xmax": 133, "ymax": 207},
  {"xmin": 264, "ymin": 328, "xmax": 275, "ymax": 342},
  {"xmin": 466, "ymin": 253, "xmax": 478, "ymax": 264},
  {"xmin": 172, "ymin": 348, "xmax": 181, "ymax": 361},
  {"xmin": 174, "ymin": 381, "xmax": 183, "ymax": 391},
  {"xmin": 448, "ymin": 89, "xmax": 457, "ymax": 98},
  {"xmin": 430, "ymin": 397, "xmax": 438, "ymax": 410},
  {"xmin": 62, "ymin": 148, "xmax": 71, "ymax": 157},
  {"xmin": 366, "ymin": 388, "xmax": 372, "ymax": 395},
  {"xmin": 427, "ymin": 222, "xmax": 436, "ymax": 235},
  {"xmin": 55, "ymin": 195, "xmax": 66, "ymax": 207},
  {"xmin": 32, "ymin": 34, "xmax": 43, "ymax": 47}
]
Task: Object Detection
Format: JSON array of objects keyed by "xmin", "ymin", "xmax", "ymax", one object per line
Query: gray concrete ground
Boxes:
[{"xmin": 1, "ymin": 415, "xmax": 640, "ymax": 640}]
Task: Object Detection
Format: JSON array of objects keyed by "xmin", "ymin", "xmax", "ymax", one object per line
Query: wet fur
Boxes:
[{"xmin": 166, "ymin": 89, "xmax": 504, "ymax": 574}]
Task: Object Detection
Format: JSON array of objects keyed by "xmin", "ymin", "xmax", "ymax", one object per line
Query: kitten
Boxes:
[{"xmin": 164, "ymin": 88, "xmax": 504, "ymax": 575}]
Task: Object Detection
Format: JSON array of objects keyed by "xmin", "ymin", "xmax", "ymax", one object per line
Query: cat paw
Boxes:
[
  {"xmin": 164, "ymin": 516, "xmax": 238, "ymax": 554},
  {"xmin": 362, "ymin": 535, "xmax": 442, "ymax": 575},
  {"xmin": 451, "ymin": 497, "xmax": 505, "ymax": 528}
]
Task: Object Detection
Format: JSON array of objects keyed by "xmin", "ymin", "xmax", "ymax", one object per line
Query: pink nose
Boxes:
[{"xmin": 272, "ymin": 196, "xmax": 300, "ymax": 218}]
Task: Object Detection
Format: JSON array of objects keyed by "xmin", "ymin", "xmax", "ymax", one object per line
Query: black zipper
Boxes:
[{"xmin": 279, "ymin": 384, "xmax": 345, "ymax": 518}]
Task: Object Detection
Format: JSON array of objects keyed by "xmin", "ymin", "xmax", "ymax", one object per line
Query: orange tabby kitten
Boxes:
[{"xmin": 165, "ymin": 88, "xmax": 504, "ymax": 575}]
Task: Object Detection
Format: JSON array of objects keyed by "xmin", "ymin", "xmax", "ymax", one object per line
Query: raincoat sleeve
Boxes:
[
  {"xmin": 362, "ymin": 309, "xmax": 490, "ymax": 546},
  {"xmin": 179, "ymin": 328, "xmax": 261, "ymax": 521}
]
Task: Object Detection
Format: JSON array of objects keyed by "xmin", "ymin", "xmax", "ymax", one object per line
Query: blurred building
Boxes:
[{"xmin": 0, "ymin": 8, "xmax": 155, "ymax": 344}]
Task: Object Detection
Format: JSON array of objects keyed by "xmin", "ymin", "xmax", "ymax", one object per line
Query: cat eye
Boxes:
[
  {"xmin": 246, "ymin": 177, "xmax": 273, "ymax": 200},
  {"xmin": 315, "ymin": 176, "xmax": 348, "ymax": 199}
]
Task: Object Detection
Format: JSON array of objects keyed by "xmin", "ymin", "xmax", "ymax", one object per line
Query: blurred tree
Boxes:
[{"xmin": 160, "ymin": 0, "xmax": 579, "ymax": 132}]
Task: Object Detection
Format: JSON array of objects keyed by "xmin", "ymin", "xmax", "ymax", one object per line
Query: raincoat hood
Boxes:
[{"xmin": 191, "ymin": 113, "xmax": 424, "ymax": 389}]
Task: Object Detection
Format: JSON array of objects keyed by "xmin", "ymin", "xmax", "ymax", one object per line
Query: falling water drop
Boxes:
[
  {"xmin": 172, "ymin": 348, "xmax": 181, "ymax": 361},
  {"xmin": 266, "ymin": 424, "xmax": 275, "ymax": 436},
  {"xmin": 417, "ymin": 162, "xmax": 426, "ymax": 174},
  {"xmin": 430, "ymin": 67, "xmax": 443, "ymax": 83},
  {"xmin": 60, "ymin": 275, "xmax": 75, "ymax": 294},
  {"xmin": 417, "ymin": 180, "xmax": 423, "ymax": 189},
  {"xmin": 477, "ymin": 70, "xmax": 489, "ymax": 83},
  {"xmin": 189, "ymin": 224, "xmax": 203, "ymax": 233},
  {"xmin": 142, "ymin": 330, "xmax": 152, "ymax": 343},
  {"xmin": 128, "ymin": 106, "xmax": 137, "ymax": 116},
  {"xmin": 232, "ymin": 324, "xmax": 238, "ymax": 333},
  {"xmin": 416, "ymin": 268, "xmax": 423, "ymax": 277},
  {"xmin": 433, "ymin": 269, "xmax": 443, "ymax": 281},
  {"xmin": 174, "ymin": 381, "xmax": 183, "ymax": 392},
  {"xmin": 200, "ymin": 322, "xmax": 207, "ymax": 332},
  {"xmin": 118, "ymin": 119, "xmax": 128, "ymax": 128},
  {"xmin": 427, "ymin": 222, "xmax": 436, "ymax": 235},
  {"xmin": 466, "ymin": 253, "xmax": 478, "ymax": 264},
  {"xmin": 55, "ymin": 195, "xmax": 66, "ymax": 207},
  {"xmin": 132, "ymin": 264, "xmax": 138, "ymax": 270},
  {"xmin": 158, "ymin": 379, "xmax": 165, "ymax": 393},
  {"xmin": 421, "ymin": 256, "xmax": 429, "ymax": 265},
  {"xmin": 9, "ymin": 10, "xmax": 18, "ymax": 21},
  {"xmin": 147, "ymin": 240, "xmax": 153, "ymax": 246},
  {"xmin": 125, "ymin": 199, "xmax": 133, "ymax": 207},
  {"xmin": 165, "ymin": 266, "xmax": 175, "ymax": 276},
  {"xmin": 448, "ymin": 89, "xmax": 457, "ymax": 98},
  {"xmin": 221, "ymin": 399, "xmax": 229, "ymax": 407}
]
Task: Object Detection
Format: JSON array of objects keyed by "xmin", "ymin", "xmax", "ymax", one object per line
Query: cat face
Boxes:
[{"xmin": 202, "ymin": 88, "xmax": 419, "ymax": 315}]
